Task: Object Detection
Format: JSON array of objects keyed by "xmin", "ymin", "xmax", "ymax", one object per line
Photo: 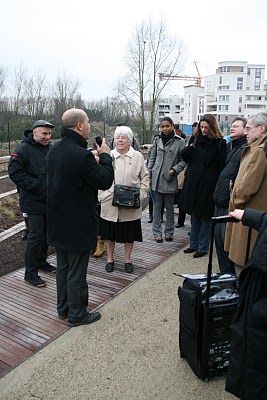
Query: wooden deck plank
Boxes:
[
  {"xmin": 0, "ymin": 211, "xmax": 190, "ymax": 378},
  {"xmin": 0, "ymin": 327, "xmax": 44, "ymax": 350}
]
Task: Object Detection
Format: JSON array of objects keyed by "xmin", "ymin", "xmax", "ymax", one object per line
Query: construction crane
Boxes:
[{"xmin": 159, "ymin": 61, "xmax": 203, "ymax": 86}]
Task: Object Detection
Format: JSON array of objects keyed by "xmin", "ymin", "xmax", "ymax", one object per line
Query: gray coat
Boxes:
[{"xmin": 148, "ymin": 133, "xmax": 186, "ymax": 193}]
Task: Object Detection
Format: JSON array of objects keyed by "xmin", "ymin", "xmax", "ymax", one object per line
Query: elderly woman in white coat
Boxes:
[{"xmin": 99, "ymin": 126, "xmax": 149, "ymax": 273}]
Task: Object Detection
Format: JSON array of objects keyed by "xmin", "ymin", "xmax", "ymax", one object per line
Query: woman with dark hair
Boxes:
[
  {"xmin": 180, "ymin": 114, "xmax": 227, "ymax": 257},
  {"xmin": 147, "ymin": 116, "xmax": 186, "ymax": 243}
]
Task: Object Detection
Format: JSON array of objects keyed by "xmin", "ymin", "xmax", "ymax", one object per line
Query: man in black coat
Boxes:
[
  {"xmin": 226, "ymin": 207, "xmax": 267, "ymax": 400},
  {"xmin": 8, "ymin": 120, "xmax": 55, "ymax": 288},
  {"xmin": 213, "ymin": 117, "xmax": 247, "ymax": 273},
  {"xmin": 46, "ymin": 108, "xmax": 114, "ymax": 327}
]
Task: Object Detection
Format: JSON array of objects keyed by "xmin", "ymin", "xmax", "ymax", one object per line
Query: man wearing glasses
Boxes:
[
  {"xmin": 225, "ymin": 112, "xmax": 267, "ymax": 276},
  {"xmin": 213, "ymin": 117, "xmax": 247, "ymax": 273}
]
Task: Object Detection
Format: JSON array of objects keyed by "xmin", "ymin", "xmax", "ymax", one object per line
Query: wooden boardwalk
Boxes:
[{"xmin": 0, "ymin": 212, "xmax": 189, "ymax": 378}]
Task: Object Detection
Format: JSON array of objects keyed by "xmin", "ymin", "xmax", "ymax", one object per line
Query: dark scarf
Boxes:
[{"xmin": 161, "ymin": 130, "xmax": 174, "ymax": 146}]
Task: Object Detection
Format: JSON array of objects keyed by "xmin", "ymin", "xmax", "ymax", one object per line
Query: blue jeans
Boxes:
[{"xmin": 190, "ymin": 211, "xmax": 211, "ymax": 253}]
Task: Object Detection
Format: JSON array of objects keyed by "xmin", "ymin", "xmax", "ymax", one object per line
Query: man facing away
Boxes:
[
  {"xmin": 46, "ymin": 108, "xmax": 114, "ymax": 327},
  {"xmin": 213, "ymin": 117, "xmax": 247, "ymax": 273},
  {"xmin": 224, "ymin": 112, "xmax": 267, "ymax": 276},
  {"xmin": 8, "ymin": 120, "xmax": 56, "ymax": 288}
]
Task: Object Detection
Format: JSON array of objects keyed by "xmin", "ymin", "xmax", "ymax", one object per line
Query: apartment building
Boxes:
[
  {"xmin": 157, "ymin": 95, "xmax": 184, "ymax": 124},
  {"xmin": 197, "ymin": 61, "xmax": 267, "ymax": 128},
  {"xmin": 156, "ymin": 61, "xmax": 267, "ymax": 134}
]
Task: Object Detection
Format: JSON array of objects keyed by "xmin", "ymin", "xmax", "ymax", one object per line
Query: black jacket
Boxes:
[
  {"xmin": 213, "ymin": 135, "xmax": 247, "ymax": 208},
  {"xmin": 179, "ymin": 133, "xmax": 227, "ymax": 218},
  {"xmin": 46, "ymin": 128, "xmax": 114, "ymax": 252},
  {"xmin": 226, "ymin": 209, "xmax": 267, "ymax": 400},
  {"xmin": 8, "ymin": 130, "xmax": 51, "ymax": 214}
]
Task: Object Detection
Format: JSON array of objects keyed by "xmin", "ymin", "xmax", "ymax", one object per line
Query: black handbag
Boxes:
[{"xmin": 112, "ymin": 184, "xmax": 140, "ymax": 209}]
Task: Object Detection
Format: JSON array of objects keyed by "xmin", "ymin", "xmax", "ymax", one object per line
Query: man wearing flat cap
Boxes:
[{"xmin": 8, "ymin": 119, "xmax": 56, "ymax": 287}]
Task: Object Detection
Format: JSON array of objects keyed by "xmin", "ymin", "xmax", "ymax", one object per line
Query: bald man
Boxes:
[{"xmin": 46, "ymin": 109, "xmax": 114, "ymax": 327}]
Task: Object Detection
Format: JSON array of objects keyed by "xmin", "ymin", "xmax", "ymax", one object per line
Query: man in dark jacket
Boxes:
[
  {"xmin": 46, "ymin": 108, "xmax": 114, "ymax": 327},
  {"xmin": 226, "ymin": 206, "xmax": 267, "ymax": 399},
  {"xmin": 8, "ymin": 120, "xmax": 55, "ymax": 288},
  {"xmin": 213, "ymin": 117, "xmax": 247, "ymax": 273}
]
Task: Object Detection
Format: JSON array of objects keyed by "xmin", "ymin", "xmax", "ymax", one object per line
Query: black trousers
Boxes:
[
  {"xmin": 25, "ymin": 214, "xmax": 48, "ymax": 279},
  {"xmin": 214, "ymin": 206, "xmax": 235, "ymax": 273},
  {"xmin": 174, "ymin": 189, "xmax": 186, "ymax": 226},
  {"xmin": 56, "ymin": 249, "xmax": 90, "ymax": 321}
]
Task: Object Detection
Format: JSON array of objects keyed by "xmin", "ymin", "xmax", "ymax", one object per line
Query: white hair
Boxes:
[{"xmin": 114, "ymin": 126, "xmax": 133, "ymax": 142}]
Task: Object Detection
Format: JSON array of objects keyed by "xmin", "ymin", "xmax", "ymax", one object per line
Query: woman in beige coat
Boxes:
[{"xmin": 99, "ymin": 126, "xmax": 149, "ymax": 273}]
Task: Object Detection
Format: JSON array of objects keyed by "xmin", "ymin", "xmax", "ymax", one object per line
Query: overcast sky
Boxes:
[{"xmin": 1, "ymin": 0, "xmax": 266, "ymax": 100}]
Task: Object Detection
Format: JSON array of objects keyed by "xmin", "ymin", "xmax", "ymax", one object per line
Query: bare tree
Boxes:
[
  {"xmin": 0, "ymin": 66, "xmax": 7, "ymax": 97},
  {"xmin": 52, "ymin": 72, "xmax": 81, "ymax": 120},
  {"xmin": 116, "ymin": 18, "xmax": 185, "ymax": 143},
  {"xmin": 24, "ymin": 70, "xmax": 49, "ymax": 121},
  {"xmin": 11, "ymin": 64, "xmax": 27, "ymax": 117}
]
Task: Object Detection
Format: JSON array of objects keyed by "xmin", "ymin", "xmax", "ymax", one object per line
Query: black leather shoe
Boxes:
[
  {"xmin": 24, "ymin": 275, "xmax": 46, "ymax": 287},
  {"xmin": 58, "ymin": 314, "xmax": 68, "ymax": 320},
  {"xmin": 148, "ymin": 215, "xmax": 153, "ymax": 223},
  {"xmin": 39, "ymin": 263, "xmax": 56, "ymax": 273},
  {"xmin": 105, "ymin": 260, "xmax": 114, "ymax": 272},
  {"xmin": 183, "ymin": 247, "xmax": 197, "ymax": 254},
  {"xmin": 165, "ymin": 236, "xmax": 173, "ymax": 242},
  {"xmin": 193, "ymin": 251, "xmax": 207, "ymax": 258},
  {"xmin": 68, "ymin": 312, "xmax": 101, "ymax": 327},
  {"xmin": 175, "ymin": 223, "xmax": 184, "ymax": 228},
  {"xmin": 125, "ymin": 262, "xmax": 133, "ymax": 273}
]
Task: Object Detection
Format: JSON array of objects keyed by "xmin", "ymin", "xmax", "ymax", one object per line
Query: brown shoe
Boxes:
[
  {"xmin": 183, "ymin": 247, "xmax": 197, "ymax": 254},
  {"xmin": 193, "ymin": 251, "xmax": 207, "ymax": 258}
]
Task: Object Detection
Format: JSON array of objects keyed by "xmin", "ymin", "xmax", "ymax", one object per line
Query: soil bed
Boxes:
[{"xmin": 0, "ymin": 193, "xmax": 23, "ymax": 232}]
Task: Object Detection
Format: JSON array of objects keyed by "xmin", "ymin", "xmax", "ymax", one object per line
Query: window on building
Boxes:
[
  {"xmin": 255, "ymin": 68, "xmax": 261, "ymax": 77},
  {"xmin": 255, "ymin": 77, "xmax": 261, "ymax": 90},
  {"xmin": 240, "ymin": 67, "xmax": 244, "ymax": 72},
  {"xmin": 237, "ymin": 77, "xmax": 243, "ymax": 90},
  {"xmin": 238, "ymin": 106, "xmax": 242, "ymax": 113},
  {"xmin": 247, "ymin": 68, "xmax": 250, "ymax": 75},
  {"xmin": 165, "ymin": 105, "xmax": 170, "ymax": 110},
  {"xmin": 219, "ymin": 95, "xmax": 229, "ymax": 101},
  {"xmin": 221, "ymin": 66, "xmax": 230, "ymax": 72},
  {"xmin": 218, "ymin": 105, "xmax": 229, "ymax": 111},
  {"xmin": 239, "ymin": 96, "xmax": 242, "ymax": 103},
  {"xmin": 219, "ymin": 76, "xmax": 222, "ymax": 84},
  {"xmin": 219, "ymin": 85, "xmax": 230, "ymax": 90}
]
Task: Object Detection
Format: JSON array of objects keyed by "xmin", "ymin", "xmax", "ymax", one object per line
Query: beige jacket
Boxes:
[
  {"xmin": 224, "ymin": 134, "xmax": 267, "ymax": 266},
  {"xmin": 99, "ymin": 147, "xmax": 149, "ymax": 222}
]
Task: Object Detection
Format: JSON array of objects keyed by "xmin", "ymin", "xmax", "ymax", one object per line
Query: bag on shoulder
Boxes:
[{"xmin": 112, "ymin": 184, "xmax": 140, "ymax": 209}]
